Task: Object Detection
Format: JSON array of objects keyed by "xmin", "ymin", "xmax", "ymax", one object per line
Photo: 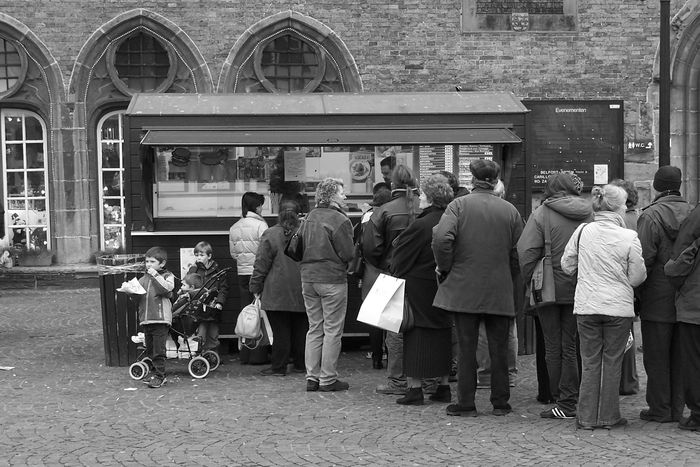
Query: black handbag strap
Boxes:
[{"xmin": 543, "ymin": 205, "xmax": 552, "ymax": 258}]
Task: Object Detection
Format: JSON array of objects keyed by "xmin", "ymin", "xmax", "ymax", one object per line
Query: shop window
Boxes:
[
  {"xmin": 1, "ymin": 110, "xmax": 50, "ymax": 250},
  {"xmin": 255, "ymin": 33, "xmax": 325, "ymax": 93},
  {"xmin": 107, "ymin": 30, "xmax": 176, "ymax": 95},
  {"xmin": 97, "ymin": 111, "xmax": 126, "ymax": 251},
  {"xmin": 0, "ymin": 36, "xmax": 27, "ymax": 98}
]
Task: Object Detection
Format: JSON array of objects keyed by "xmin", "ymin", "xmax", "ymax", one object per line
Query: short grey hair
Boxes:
[
  {"xmin": 422, "ymin": 174, "xmax": 454, "ymax": 208},
  {"xmin": 315, "ymin": 178, "xmax": 344, "ymax": 207},
  {"xmin": 591, "ymin": 184, "xmax": 627, "ymax": 213}
]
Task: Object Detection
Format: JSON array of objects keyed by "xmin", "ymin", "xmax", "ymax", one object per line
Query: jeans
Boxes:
[
  {"xmin": 266, "ymin": 310, "xmax": 308, "ymax": 373},
  {"xmin": 302, "ymin": 282, "xmax": 347, "ymax": 386},
  {"xmin": 143, "ymin": 323, "xmax": 169, "ymax": 377},
  {"xmin": 640, "ymin": 320, "xmax": 684, "ymax": 420},
  {"xmin": 197, "ymin": 321, "xmax": 219, "ymax": 352},
  {"xmin": 476, "ymin": 319, "xmax": 518, "ymax": 386},
  {"xmin": 679, "ymin": 323, "xmax": 700, "ymax": 419},
  {"xmin": 536, "ymin": 304, "xmax": 579, "ymax": 413},
  {"xmin": 454, "ymin": 313, "xmax": 510, "ymax": 410},
  {"xmin": 576, "ymin": 315, "xmax": 631, "ymax": 427},
  {"xmin": 385, "ymin": 331, "xmax": 405, "ymax": 386}
]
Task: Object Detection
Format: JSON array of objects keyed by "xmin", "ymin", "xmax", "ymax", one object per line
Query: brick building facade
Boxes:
[{"xmin": 0, "ymin": 0, "xmax": 697, "ymax": 264}]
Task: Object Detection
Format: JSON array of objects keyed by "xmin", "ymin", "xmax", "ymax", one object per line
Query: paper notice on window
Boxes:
[
  {"xmin": 284, "ymin": 151, "xmax": 306, "ymax": 181},
  {"xmin": 593, "ymin": 164, "xmax": 608, "ymax": 185}
]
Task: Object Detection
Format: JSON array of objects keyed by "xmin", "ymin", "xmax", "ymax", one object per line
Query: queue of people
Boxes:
[{"xmin": 134, "ymin": 160, "xmax": 700, "ymax": 433}]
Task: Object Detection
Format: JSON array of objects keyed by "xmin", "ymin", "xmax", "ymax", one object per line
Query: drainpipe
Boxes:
[{"xmin": 659, "ymin": 0, "xmax": 671, "ymax": 167}]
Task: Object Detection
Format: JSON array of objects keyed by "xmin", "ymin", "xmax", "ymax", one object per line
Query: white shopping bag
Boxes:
[{"xmin": 357, "ymin": 273, "xmax": 405, "ymax": 333}]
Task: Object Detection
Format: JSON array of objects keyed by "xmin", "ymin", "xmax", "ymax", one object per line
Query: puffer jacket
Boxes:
[
  {"xmin": 664, "ymin": 204, "xmax": 700, "ymax": 325},
  {"xmin": 561, "ymin": 211, "xmax": 646, "ymax": 317},
  {"xmin": 636, "ymin": 193, "xmax": 691, "ymax": 323},
  {"xmin": 517, "ymin": 194, "xmax": 593, "ymax": 304},
  {"xmin": 229, "ymin": 212, "xmax": 268, "ymax": 275},
  {"xmin": 137, "ymin": 269, "xmax": 175, "ymax": 325},
  {"xmin": 249, "ymin": 224, "xmax": 305, "ymax": 312}
]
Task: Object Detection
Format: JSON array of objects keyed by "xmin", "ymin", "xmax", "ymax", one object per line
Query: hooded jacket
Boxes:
[
  {"xmin": 517, "ymin": 194, "xmax": 594, "ymax": 304},
  {"xmin": 229, "ymin": 212, "xmax": 268, "ymax": 276},
  {"xmin": 561, "ymin": 211, "xmax": 646, "ymax": 317},
  {"xmin": 637, "ymin": 193, "xmax": 691, "ymax": 322},
  {"xmin": 664, "ymin": 204, "xmax": 700, "ymax": 325}
]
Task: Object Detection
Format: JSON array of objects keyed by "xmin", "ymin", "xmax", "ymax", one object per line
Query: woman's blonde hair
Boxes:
[
  {"xmin": 591, "ymin": 184, "xmax": 627, "ymax": 213},
  {"xmin": 315, "ymin": 178, "xmax": 344, "ymax": 207}
]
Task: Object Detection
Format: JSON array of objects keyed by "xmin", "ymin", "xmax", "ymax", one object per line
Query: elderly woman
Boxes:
[
  {"xmin": 249, "ymin": 199, "xmax": 308, "ymax": 376},
  {"xmin": 561, "ymin": 184, "xmax": 646, "ymax": 430},
  {"xmin": 389, "ymin": 174, "xmax": 455, "ymax": 405},
  {"xmin": 300, "ymin": 178, "xmax": 354, "ymax": 392},
  {"xmin": 517, "ymin": 173, "xmax": 593, "ymax": 419}
]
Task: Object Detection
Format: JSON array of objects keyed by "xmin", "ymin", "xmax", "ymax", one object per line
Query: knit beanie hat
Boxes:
[{"xmin": 653, "ymin": 166, "xmax": 682, "ymax": 192}]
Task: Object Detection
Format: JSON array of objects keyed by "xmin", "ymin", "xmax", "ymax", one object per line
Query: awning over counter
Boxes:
[{"xmin": 140, "ymin": 126, "xmax": 522, "ymax": 146}]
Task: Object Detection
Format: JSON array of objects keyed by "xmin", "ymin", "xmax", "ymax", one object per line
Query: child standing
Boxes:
[
  {"xmin": 137, "ymin": 246, "xmax": 175, "ymax": 388},
  {"xmin": 188, "ymin": 241, "xmax": 229, "ymax": 353}
]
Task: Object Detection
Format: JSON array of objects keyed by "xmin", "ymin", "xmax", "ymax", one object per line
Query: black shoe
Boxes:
[
  {"xmin": 678, "ymin": 416, "xmax": 700, "ymax": 431},
  {"xmin": 291, "ymin": 367, "xmax": 306, "ymax": 374},
  {"xmin": 319, "ymin": 380, "xmax": 350, "ymax": 392},
  {"xmin": 492, "ymin": 405, "xmax": 512, "ymax": 416},
  {"xmin": 306, "ymin": 380, "xmax": 319, "ymax": 392},
  {"xmin": 446, "ymin": 404, "xmax": 477, "ymax": 417},
  {"xmin": 602, "ymin": 417, "xmax": 628, "ymax": 429},
  {"xmin": 396, "ymin": 387, "xmax": 424, "ymax": 405},
  {"xmin": 540, "ymin": 407, "xmax": 576, "ymax": 419},
  {"xmin": 260, "ymin": 367, "xmax": 286, "ymax": 376},
  {"xmin": 639, "ymin": 409, "xmax": 673, "ymax": 423},
  {"xmin": 146, "ymin": 374, "xmax": 166, "ymax": 388},
  {"xmin": 429, "ymin": 385, "xmax": 452, "ymax": 403},
  {"xmin": 372, "ymin": 359, "xmax": 384, "ymax": 370}
]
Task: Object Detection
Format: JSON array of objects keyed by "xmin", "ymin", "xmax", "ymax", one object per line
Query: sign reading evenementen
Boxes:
[
  {"xmin": 524, "ymin": 100, "xmax": 624, "ymax": 191},
  {"xmin": 462, "ymin": 0, "xmax": 577, "ymax": 32}
]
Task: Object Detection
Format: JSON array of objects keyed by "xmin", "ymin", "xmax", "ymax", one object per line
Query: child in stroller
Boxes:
[{"xmin": 129, "ymin": 268, "xmax": 231, "ymax": 380}]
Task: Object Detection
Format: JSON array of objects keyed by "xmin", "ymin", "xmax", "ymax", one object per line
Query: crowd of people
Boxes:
[{"xmin": 130, "ymin": 160, "xmax": 700, "ymax": 433}]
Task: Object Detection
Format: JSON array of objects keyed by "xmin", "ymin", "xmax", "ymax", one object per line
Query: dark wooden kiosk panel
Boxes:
[{"xmin": 124, "ymin": 92, "xmax": 528, "ymax": 342}]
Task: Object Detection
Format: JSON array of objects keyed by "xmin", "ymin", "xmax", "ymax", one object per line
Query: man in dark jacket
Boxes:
[
  {"xmin": 432, "ymin": 160, "xmax": 523, "ymax": 417},
  {"xmin": 664, "ymin": 204, "xmax": 700, "ymax": 431},
  {"xmin": 637, "ymin": 166, "xmax": 691, "ymax": 423}
]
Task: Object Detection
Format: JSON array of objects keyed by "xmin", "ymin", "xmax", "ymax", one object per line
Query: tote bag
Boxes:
[{"xmin": 357, "ymin": 273, "xmax": 406, "ymax": 333}]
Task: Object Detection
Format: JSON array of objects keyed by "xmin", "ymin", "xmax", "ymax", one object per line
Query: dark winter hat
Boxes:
[
  {"xmin": 653, "ymin": 166, "xmax": 682, "ymax": 192},
  {"xmin": 469, "ymin": 159, "xmax": 500, "ymax": 183}
]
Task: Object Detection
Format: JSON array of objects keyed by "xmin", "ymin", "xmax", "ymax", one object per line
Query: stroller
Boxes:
[{"xmin": 129, "ymin": 267, "xmax": 231, "ymax": 381}]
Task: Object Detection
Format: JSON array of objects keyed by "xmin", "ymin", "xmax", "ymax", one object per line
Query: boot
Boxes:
[
  {"xmin": 372, "ymin": 356, "xmax": 384, "ymax": 370},
  {"xmin": 396, "ymin": 387, "xmax": 424, "ymax": 405},
  {"xmin": 429, "ymin": 384, "xmax": 452, "ymax": 403}
]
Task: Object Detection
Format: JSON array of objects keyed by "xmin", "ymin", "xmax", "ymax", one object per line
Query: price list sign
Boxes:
[
  {"xmin": 418, "ymin": 145, "xmax": 447, "ymax": 182},
  {"xmin": 457, "ymin": 144, "xmax": 494, "ymax": 190}
]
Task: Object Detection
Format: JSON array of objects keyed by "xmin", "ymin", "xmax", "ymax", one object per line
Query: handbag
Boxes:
[
  {"xmin": 357, "ymin": 273, "xmax": 407, "ymax": 333},
  {"xmin": 348, "ymin": 241, "xmax": 365, "ymax": 276},
  {"xmin": 529, "ymin": 206, "xmax": 556, "ymax": 308},
  {"xmin": 235, "ymin": 297, "xmax": 262, "ymax": 341},
  {"xmin": 284, "ymin": 220, "xmax": 305, "ymax": 262},
  {"xmin": 399, "ymin": 297, "xmax": 415, "ymax": 332}
]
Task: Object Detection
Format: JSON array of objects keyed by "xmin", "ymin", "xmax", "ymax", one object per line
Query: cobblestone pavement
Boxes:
[{"xmin": 1, "ymin": 288, "xmax": 698, "ymax": 466}]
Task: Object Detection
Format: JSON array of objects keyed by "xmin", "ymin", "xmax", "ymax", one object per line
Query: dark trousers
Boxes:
[
  {"xmin": 454, "ymin": 313, "xmax": 510, "ymax": 410},
  {"xmin": 534, "ymin": 316, "xmax": 553, "ymax": 403},
  {"xmin": 370, "ymin": 328, "xmax": 384, "ymax": 361},
  {"xmin": 640, "ymin": 320, "xmax": 684, "ymax": 420},
  {"xmin": 266, "ymin": 310, "xmax": 308, "ymax": 373},
  {"xmin": 144, "ymin": 323, "xmax": 169, "ymax": 377},
  {"xmin": 679, "ymin": 322, "xmax": 700, "ymax": 419},
  {"xmin": 619, "ymin": 320, "xmax": 639, "ymax": 395},
  {"xmin": 238, "ymin": 275, "xmax": 254, "ymax": 310}
]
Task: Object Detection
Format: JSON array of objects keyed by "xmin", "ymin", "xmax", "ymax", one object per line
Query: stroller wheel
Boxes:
[
  {"xmin": 140, "ymin": 357, "xmax": 154, "ymax": 373},
  {"xmin": 188, "ymin": 356, "xmax": 210, "ymax": 379},
  {"xmin": 129, "ymin": 361, "xmax": 148, "ymax": 380},
  {"xmin": 201, "ymin": 351, "xmax": 220, "ymax": 371}
]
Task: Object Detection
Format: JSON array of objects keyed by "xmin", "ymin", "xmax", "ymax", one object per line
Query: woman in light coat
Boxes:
[{"xmin": 561, "ymin": 184, "xmax": 646, "ymax": 430}]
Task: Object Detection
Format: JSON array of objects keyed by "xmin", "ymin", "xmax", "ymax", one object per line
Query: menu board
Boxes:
[
  {"xmin": 524, "ymin": 100, "xmax": 623, "ymax": 191},
  {"xmin": 418, "ymin": 145, "xmax": 447, "ymax": 182},
  {"xmin": 457, "ymin": 144, "xmax": 494, "ymax": 190}
]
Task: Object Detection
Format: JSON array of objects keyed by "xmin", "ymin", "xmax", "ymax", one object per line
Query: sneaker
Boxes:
[
  {"xmin": 678, "ymin": 416, "xmax": 700, "ymax": 431},
  {"xmin": 376, "ymin": 384, "xmax": 407, "ymax": 395},
  {"xmin": 446, "ymin": 404, "xmax": 477, "ymax": 417},
  {"xmin": 306, "ymin": 380, "xmax": 319, "ymax": 392},
  {"xmin": 639, "ymin": 409, "xmax": 673, "ymax": 423},
  {"xmin": 492, "ymin": 405, "xmax": 512, "ymax": 416},
  {"xmin": 260, "ymin": 368, "xmax": 286, "ymax": 376},
  {"xmin": 146, "ymin": 374, "xmax": 166, "ymax": 388},
  {"xmin": 319, "ymin": 380, "xmax": 350, "ymax": 392},
  {"xmin": 602, "ymin": 417, "xmax": 628, "ymax": 430},
  {"xmin": 541, "ymin": 407, "xmax": 576, "ymax": 419}
]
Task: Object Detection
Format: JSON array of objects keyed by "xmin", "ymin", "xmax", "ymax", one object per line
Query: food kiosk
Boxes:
[{"xmin": 124, "ymin": 92, "xmax": 529, "ymax": 342}]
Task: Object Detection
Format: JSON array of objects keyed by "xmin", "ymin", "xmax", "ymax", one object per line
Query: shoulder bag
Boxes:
[{"xmin": 284, "ymin": 219, "xmax": 305, "ymax": 262}]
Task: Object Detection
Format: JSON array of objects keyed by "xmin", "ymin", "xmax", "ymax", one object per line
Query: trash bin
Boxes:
[{"xmin": 97, "ymin": 254, "xmax": 145, "ymax": 367}]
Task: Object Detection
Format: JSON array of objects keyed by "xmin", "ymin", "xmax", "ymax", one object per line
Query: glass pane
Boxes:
[
  {"xmin": 102, "ymin": 198, "xmax": 123, "ymax": 225},
  {"xmin": 5, "ymin": 143, "xmax": 23, "ymax": 169},
  {"xmin": 100, "ymin": 116, "xmax": 120, "ymax": 141},
  {"xmin": 4, "ymin": 115, "xmax": 22, "ymax": 141},
  {"xmin": 11, "ymin": 227, "xmax": 26, "ymax": 247},
  {"xmin": 6, "ymin": 172, "xmax": 25, "ymax": 197},
  {"xmin": 28, "ymin": 227, "xmax": 48, "ymax": 250},
  {"xmin": 8, "ymin": 199, "xmax": 25, "ymax": 210},
  {"xmin": 27, "ymin": 172, "xmax": 45, "ymax": 197},
  {"xmin": 27, "ymin": 199, "xmax": 47, "ymax": 225},
  {"xmin": 103, "ymin": 226, "xmax": 124, "ymax": 251},
  {"xmin": 25, "ymin": 116, "xmax": 43, "ymax": 140},
  {"xmin": 9, "ymin": 209, "xmax": 27, "ymax": 226},
  {"xmin": 102, "ymin": 171, "xmax": 122, "ymax": 196},
  {"xmin": 26, "ymin": 143, "xmax": 44, "ymax": 168},
  {"xmin": 101, "ymin": 142, "xmax": 121, "ymax": 168}
]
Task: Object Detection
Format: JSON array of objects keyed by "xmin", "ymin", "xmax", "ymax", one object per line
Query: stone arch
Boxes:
[
  {"xmin": 218, "ymin": 10, "xmax": 362, "ymax": 93},
  {"xmin": 650, "ymin": 1, "xmax": 700, "ymax": 203},
  {"xmin": 69, "ymin": 8, "xmax": 214, "ymax": 105}
]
